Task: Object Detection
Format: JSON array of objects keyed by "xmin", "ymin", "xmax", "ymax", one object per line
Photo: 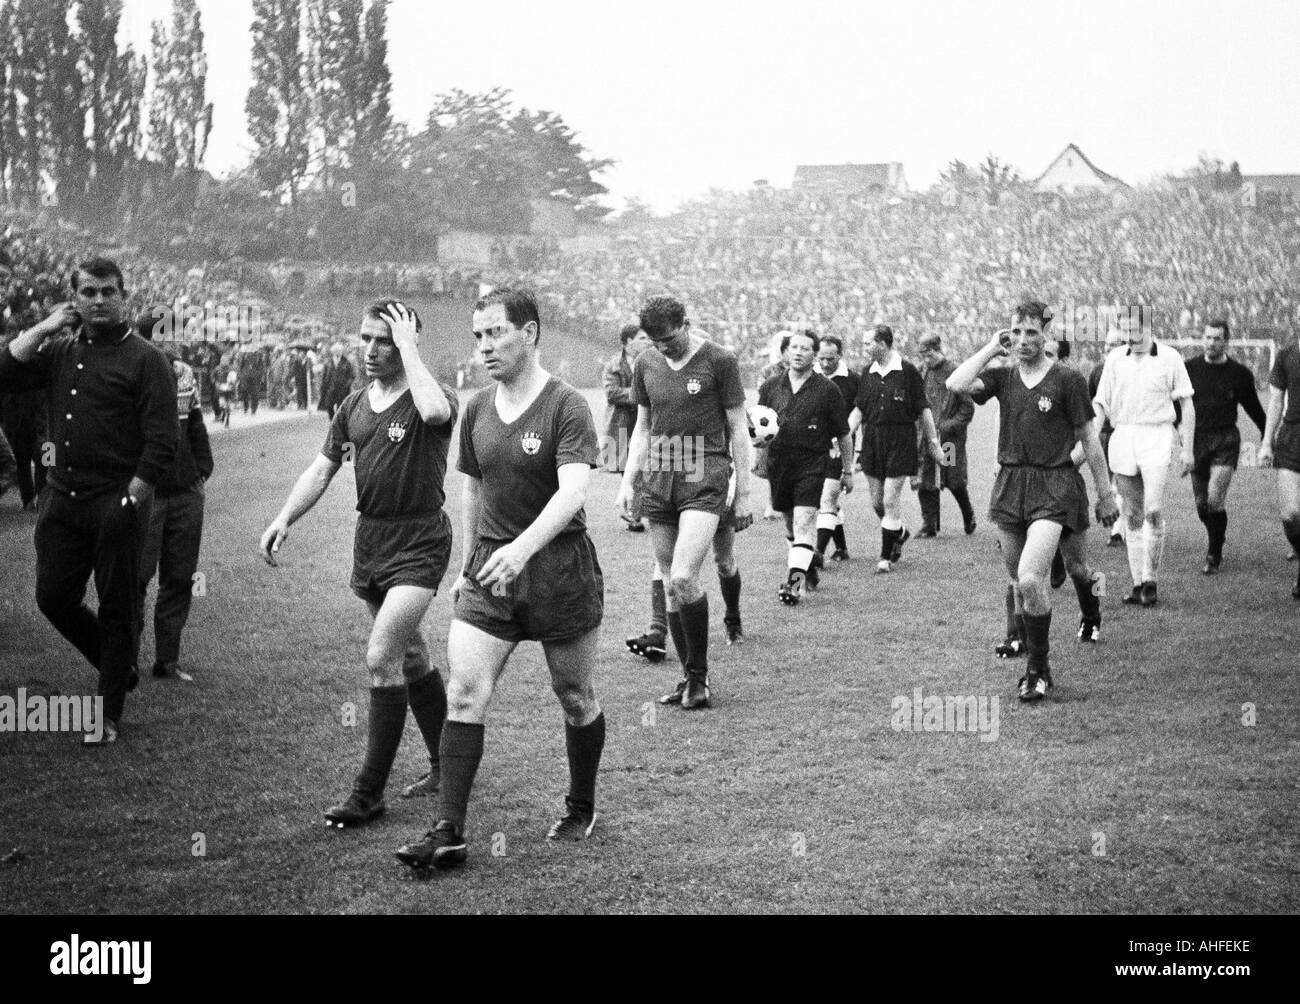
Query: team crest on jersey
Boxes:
[
  {"xmin": 387, "ymin": 421, "xmax": 407, "ymax": 443},
  {"xmin": 1038, "ymin": 396, "xmax": 1052, "ymax": 413},
  {"xmin": 686, "ymin": 377, "xmax": 702, "ymax": 395},
  {"xmin": 521, "ymin": 430, "xmax": 542, "ymax": 455}
]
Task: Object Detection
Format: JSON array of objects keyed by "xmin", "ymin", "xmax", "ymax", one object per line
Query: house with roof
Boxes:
[{"xmin": 1034, "ymin": 144, "xmax": 1129, "ymax": 194}]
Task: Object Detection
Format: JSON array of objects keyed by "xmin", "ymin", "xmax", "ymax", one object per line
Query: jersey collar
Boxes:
[
  {"xmin": 869, "ymin": 353, "xmax": 902, "ymax": 376},
  {"xmin": 1126, "ymin": 340, "xmax": 1159, "ymax": 356}
]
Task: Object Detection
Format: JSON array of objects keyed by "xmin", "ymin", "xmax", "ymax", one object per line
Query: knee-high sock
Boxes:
[
  {"xmin": 831, "ymin": 513, "xmax": 847, "ymax": 552},
  {"xmin": 1195, "ymin": 502, "xmax": 1209, "ymax": 526},
  {"xmin": 648, "ymin": 578, "xmax": 667, "ymax": 638},
  {"xmin": 407, "ymin": 668, "xmax": 447, "ymax": 770},
  {"xmin": 666, "ymin": 610, "xmax": 688, "ymax": 670},
  {"xmin": 1072, "ymin": 570, "xmax": 1101, "ymax": 621},
  {"xmin": 678, "ymin": 595, "xmax": 709, "ymax": 677},
  {"xmin": 565, "ymin": 712, "xmax": 606, "ymax": 810},
  {"xmin": 1142, "ymin": 520, "xmax": 1165, "ymax": 583},
  {"xmin": 437, "ymin": 720, "xmax": 485, "ymax": 830},
  {"xmin": 880, "ymin": 527, "xmax": 899, "ymax": 560},
  {"xmin": 1283, "ymin": 517, "xmax": 1300, "ymax": 586},
  {"xmin": 952, "ymin": 485, "xmax": 975, "ymax": 526},
  {"xmin": 1004, "ymin": 584, "xmax": 1017, "ymax": 638},
  {"xmin": 815, "ymin": 511, "xmax": 837, "ymax": 554},
  {"xmin": 719, "ymin": 570, "xmax": 741, "ymax": 627},
  {"xmin": 355, "ymin": 684, "xmax": 408, "ymax": 799},
  {"xmin": 1125, "ymin": 526, "xmax": 1146, "ymax": 586},
  {"xmin": 1208, "ymin": 510, "xmax": 1228, "ymax": 556},
  {"xmin": 1024, "ymin": 611, "xmax": 1051, "ymax": 674}
]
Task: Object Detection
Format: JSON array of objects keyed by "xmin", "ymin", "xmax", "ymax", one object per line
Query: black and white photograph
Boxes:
[{"xmin": 0, "ymin": 0, "xmax": 1294, "ymax": 954}]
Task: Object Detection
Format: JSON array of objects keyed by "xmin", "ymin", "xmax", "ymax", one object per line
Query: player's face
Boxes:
[
  {"xmin": 626, "ymin": 329, "xmax": 652, "ymax": 360},
  {"xmin": 817, "ymin": 344, "xmax": 841, "ymax": 374},
  {"xmin": 359, "ymin": 317, "xmax": 400, "ymax": 381},
  {"xmin": 787, "ymin": 335, "xmax": 816, "ymax": 373},
  {"xmin": 646, "ymin": 322, "xmax": 690, "ymax": 360},
  {"xmin": 867, "ymin": 337, "xmax": 889, "ymax": 364},
  {"xmin": 920, "ymin": 343, "xmax": 943, "ymax": 368},
  {"xmin": 1119, "ymin": 312, "xmax": 1151, "ymax": 351},
  {"xmin": 74, "ymin": 272, "xmax": 125, "ymax": 329},
  {"xmin": 472, "ymin": 303, "xmax": 534, "ymax": 381},
  {"xmin": 1202, "ymin": 326, "xmax": 1227, "ymax": 360},
  {"xmin": 1009, "ymin": 316, "xmax": 1047, "ymax": 363}
]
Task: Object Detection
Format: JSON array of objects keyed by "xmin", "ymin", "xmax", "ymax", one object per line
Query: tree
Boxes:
[
  {"xmin": 147, "ymin": 0, "xmax": 213, "ymax": 177},
  {"xmin": 78, "ymin": 0, "xmax": 146, "ymax": 222},
  {"xmin": 978, "ymin": 154, "xmax": 1022, "ymax": 204},
  {"xmin": 511, "ymin": 107, "xmax": 612, "ymax": 220},
  {"xmin": 247, "ymin": 0, "xmax": 310, "ymax": 206}
]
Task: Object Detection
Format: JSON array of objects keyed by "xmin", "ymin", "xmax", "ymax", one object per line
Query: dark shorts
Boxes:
[
  {"xmin": 455, "ymin": 531, "xmax": 604, "ymax": 643},
  {"xmin": 1193, "ymin": 426, "xmax": 1241, "ymax": 477},
  {"xmin": 1277, "ymin": 423, "xmax": 1300, "ymax": 474},
  {"xmin": 351, "ymin": 510, "xmax": 452, "ymax": 605},
  {"xmin": 989, "ymin": 465, "xmax": 1090, "ymax": 537},
  {"xmin": 641, "ymin": 454, "xmax": 732, "ymax": 523},
  {"xmin": 859, "ymin": 424, "xmax": 918, "ymax": 480},
  {"xmin": 769, "ymin": 450, "xmax": 827, "ymax": 511}
]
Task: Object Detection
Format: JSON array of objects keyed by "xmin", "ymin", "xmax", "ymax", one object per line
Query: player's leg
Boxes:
[
  {"xmin": 1115, "ymin": 472, "xmax": 1147, "ymax": 602},
  {"xmin": 542, "ymin": 627, "xmax": 604, "ymax": 840},
  {"xmin": 713, "ymin": 519, "xmax": 743, "ymax": 644},
  {"xmin": 1191, "ymin": 468, "xmax": 1212, "ymax": 565},
  {"xmin": 879, "ymin": 475, "xmax": 910, "ymax": 570},
  {"xmin": 1059, "ymin": 528, "xmax": 1102, "ymax": 641},
  {"xmin": 395, "ymin": 619, "xmax": 515, "ymax": 868},
  {"xmin": 1135, "ymin": 443, "xmax": 1172, "ymax": 604},
  {"xmin": 1014, "ymin": 518, "xmax": 1064, "ymax": 700},
  {"xmin": 327, "ymin": 585, "xmax": 436, "ymax": 827},
  {"xmin": 152, "ymin": 486, "xmax": 204, "ymax": 677},
  {"xmin": 995, "ymin": 525, "xmax": 1027, "ymax": 659},
  {"xmin": 781, "ymin": 505, "xmax": 819, "ymax": 605},
  {"xmin": 660, "ymin": 510, "xmax": 721, "ymax": 708},
  {"xmin": 1203, "ymin": 464, "xmax": 1234, "ymax": 572},
  {"xmin": 1278, "ymin": 469, "xmax": 1300, "ymax": 598},
  {"xmin": 816, "ymin": 475, "xmax": 845, "ymax": 556},
  {"xmin": 626, "ymin": 561, "xmax": 668, "ymax": 661},
  {"xmin": 948, "ymin": 472, "xmax": 977, "ymax": 536},
  {"xmin": 865, "ymin": 475, "xmax": 887, "ymax": 571}
]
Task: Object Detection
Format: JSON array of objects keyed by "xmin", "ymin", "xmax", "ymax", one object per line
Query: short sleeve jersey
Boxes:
[
  {"xmin": 758, "ymin": 370, "xmax": 849, "ymax": 457},
  {"xmin": 1093, "ymin": 342, "xmax": 1194, "ymax": 426},
  {"xmin": 852, "ymin": 359, "xmax": 927, "ymax": 427},
  {"xmin": 1269, "ymin": 344, "xmax": 1300, "ymax": 424},
  {"xmin": 322, "ymin": 383, "xmax": 459, "ymax": 518},
  {"xmin": 632, "ymin": 341, "xmax": 746, "ymax": 457},
  {"xmin": 458, "ymin": 377, "xmax": 599, "ymax": 542},
  {"xmin": 971, "ymin": 363, "xmax": 1092, "ymax": 468}
]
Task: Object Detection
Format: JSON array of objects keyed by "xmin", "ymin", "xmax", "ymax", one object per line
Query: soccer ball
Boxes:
[{"xmin": 748, "ymin": 405, "xmax": 779, "ymax": 447}]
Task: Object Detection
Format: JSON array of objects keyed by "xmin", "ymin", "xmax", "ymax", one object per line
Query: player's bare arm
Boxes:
[
  {"xmin": 615, "ymin": 405, "xmax": 651, "ymax": 517},
  {"xmin": 946, "ymin": 331, "xmax": 1009, "ymax": 396},
  {"xmin": 260, "ymin": 453, "xmax": 341, "ymax": 565},
  {"xmin": 1258, "ymin": 387, "xmax": 1285, "ymax": 467},
  {"xmin": 450, "ymin": 474, "xmax": 484, "ymax": 599},
  {"xmin": 919, "ymin": 407, "xmax": 945, "ymax": 467},
  {"xmin": 477, "ymin": 462, "xmax": 590, "ymax": 591},
  {"xmin": 1177, "ymin": 397, "xmax": 1197, "ymax": 477},
  {"xmin": 7, "ymin": 302, "xmax": 80, "ymax": 363},
  {"xmin": 383, "ymin": 303, "xmax": 452, "ymax": 426},
  {"xmin": 725, "ymin": 403, "xmax": 754, "ymax": 529},
  {"xmin": 837, "ymin": 433, "xmax": 855, "ymax": 494},
  {"xmin": 1078, "ymin": 420, "xmax": 1119, "ymax": 525}
]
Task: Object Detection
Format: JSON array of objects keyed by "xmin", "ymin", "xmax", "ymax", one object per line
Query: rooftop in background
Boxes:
[
  {"xmin": 1035, "ymin": 143, "xmax": 1129, "ymax": 194},
  {"xmin": 793, "ymin": 163, "xmax": 908, "ymax": 195}
]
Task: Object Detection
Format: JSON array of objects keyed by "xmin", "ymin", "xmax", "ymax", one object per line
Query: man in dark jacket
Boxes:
[
  {"xmin": 136, "ymin": 308, "xmax": 214, "ymax": 680},
  {"xmin": 0, "ymin": 257, "xmax": 178, "ymax": 744},
  {"xmin": 601, "ymin": 324, "xmax": 649, "ymax": 473},
  {"xmin": 916, "ymin": 333, "xmax": 976, "ymax": 536}
]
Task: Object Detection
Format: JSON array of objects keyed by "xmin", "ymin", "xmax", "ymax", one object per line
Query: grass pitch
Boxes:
[{"xmin": 1, "ymin": 383, "xmax": 1296, "ymax": 914}]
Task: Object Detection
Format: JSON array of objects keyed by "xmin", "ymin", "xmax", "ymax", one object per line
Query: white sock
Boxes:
[
  {"xmin": 881, "ymin": 514, "xmax": 902, "ymax": 532},
  {"xmin": 1125, "ymin": 527, "xmax": 1145, "ymax": 586},
  {"xmin": 788, "ymin": 543, "xmax": 814, "ymax": 574},
  {"xmin": 1142, "ymin": 520, "xmax": 1165, "ymax": 583}
]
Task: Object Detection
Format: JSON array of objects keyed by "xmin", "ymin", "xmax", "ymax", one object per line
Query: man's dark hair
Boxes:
[
  {"xmin": 1054, "ymin": 338, "xmax": 1071, "ymax": 361},
  {"xmin": 474, "ymin": 287, "xmax": 541, "ymax": 343},
  {"xmin": 820, "ymin": 334, "xmax": 843, "ymax": 355},
  {"xmin": 619, "ymin": 323, "xmax": 641, "ymax": 346},
  {"xmin": 872, "ymin": 324, "xmax": 894, "ymax": 348},
  {"xmin": 1012, "ymin": 300, "xmax": 1054, "ymax": 328},
  {"xmin": 1207, "ymin": 317, "xmax": 1231, "ymax": 340},
  {"xmin": 790, "ymin": 328, "xmax": 820, "ymax": 353},
  {"xmin": 639, "ymin": 296, "xmax": 687, "ymax": 338},
  {"xmin": 72, "ymin": 256, "xmax": 125, "ymax": 294},
  {"xmin": 919, "ymin": 332, "xmax": 942, "ymax": 350},
  {"xmin": 365, "ymin": 298, "xmax": 423, "ymax": 335}
]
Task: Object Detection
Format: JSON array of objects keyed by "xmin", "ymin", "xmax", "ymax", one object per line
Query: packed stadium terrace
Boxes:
[{"xmin": 514, "ymin": 184, "xmax": 1300, "ymax": 370}]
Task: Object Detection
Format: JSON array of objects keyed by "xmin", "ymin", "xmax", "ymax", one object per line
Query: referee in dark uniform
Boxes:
[
  {"xmin": 758, "ymin": 329, "xmax": 852, "ymax": 604},
  {"xmin": 397, "ymin": 287, "xmax": 605, "ymax": 871},
  {"xmin": 1185, "ymin": 319, "xmax": 1266, "ymax": 574},
  {"xmin": 0, "ymin": 257, "xmax": 178, "ymax": 744},
  {"xmin": 847, "ymin": 325, "xmax": 946, "ymax": 573}
]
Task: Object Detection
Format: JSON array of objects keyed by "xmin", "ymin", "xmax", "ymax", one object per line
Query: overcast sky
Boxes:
[{"xmin": 120, "ymin": 0, "xmax": 1300, "ymax": 211}]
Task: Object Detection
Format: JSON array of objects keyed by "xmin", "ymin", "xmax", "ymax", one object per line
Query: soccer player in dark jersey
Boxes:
[
  {"xmin": 815, "ymin": 334, "xmax": 860, "ymax": 561},
  {"xmin": 396, "ymin": 288, "xmax": 605, "ymax": 870},
  {"xmin": 846, "ymin": 325, "xmax": 946, "ymax": 573},
  {"xmin": 616, "ymin": 296, "xmax": 752, "ymax": 710},
  {"xmin": 260, "ymin": 301, "xmax": 455, "ymax": 827},
  {"xmin": 947, "ymin": 302, "xmax": 1118, "ymax": 702},
  {"xmin": 1258, "ymin": 332, "xmax": 1300, "ymax": 598},
  {"xmin": 1185, "ymin": 320, "xmax": 1267, "ymax": 574},
  {"xmin": 758, "ymin": 329, "xmax": 853, "ymax": 604}
]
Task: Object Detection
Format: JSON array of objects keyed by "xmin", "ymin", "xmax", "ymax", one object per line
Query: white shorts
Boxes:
[{"xmin": 1108, "ymin": 423, "xmax": 1174, "ymax": 479}]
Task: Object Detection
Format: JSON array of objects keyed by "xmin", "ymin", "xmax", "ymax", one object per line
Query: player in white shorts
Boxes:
[{"xmin": 1092, "ymin": 309, "xmax": 1196, "ymax": 607}]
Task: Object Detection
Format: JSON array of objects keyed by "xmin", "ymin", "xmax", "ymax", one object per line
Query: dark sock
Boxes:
[
  {"xmin": 666, "ymin": 610, "xmax": 688, "ymax": 668},
  {"xmin": 816, "ymin": 527, "xmax": 833, "ymax": 554},
  {"xmin": 1195, "ymin": 502, "xmax": 1209, "ymax": 526},
  {"xmin": 649, "ymin": 579, "xmax": 667, "ymax": 638},
  {"xmin": 880, "ymin": 527, "xmax": 899, "ymax": 560},
  {"xmin": 953, "ymin": 486, "xmax": 974, "ymax": 525},
  {"xmin": 565, "ymin": 712, "xmax": 606, "ymax": 810},
  {"xmin": 1072, "ymin": 572, "xmax": 1101, "ymax": 621},
  {"xmin": 1208, "ymin": 510, "xmax": 1227, "ymax": 555},
  {"xmin": 436, "ymin": 720, "xmax": 485, "ymax": 830},
  {"xmin": 406, "ymin": 669, "xmax": 447, "ymax": 771},
  {"xmin": 1015, "ymin": 612, "xmax": 1027, "ymax": 649},
  {"xmin": 1051, "ymin": 548, "xmax": 1066, "ymax": 584},
  {"xmin": 1283, "ymin": 519, "xmax": 1300, "ymax": 585},
  {"xmin": 719, "ymin": 571, "xmax": 741, "ymax": 626},
  {"xmin": 1004, "ymin": 584, "xmax": 1017, "ymax": 638},
  {"xmin": 1023, "ymin": 611, "xmax": 1051, "ymax": 674},
  {"xmin": 832, "ymin": 524, "xmax": 847, "ymax": 551},
  {"xmin": 678, "ymin": 595, "xmax": 709, "ymax": 677},
  {"xmin": 354, "ymin": 684, "xmax": 408, "ymax": 799}
]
